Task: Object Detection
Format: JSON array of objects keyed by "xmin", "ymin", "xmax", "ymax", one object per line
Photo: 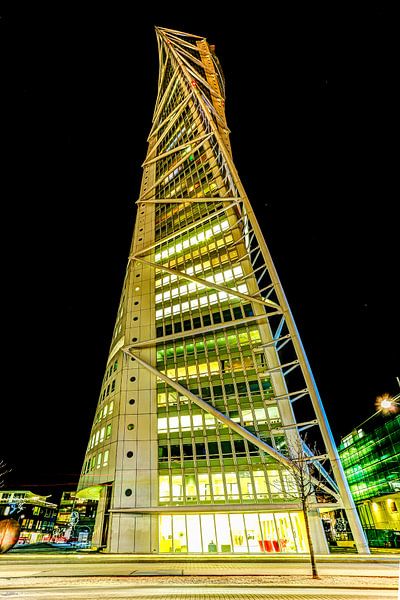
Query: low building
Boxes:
[
  {"xmin": 0, "ymin": 490, "xmax": 57, "ymax": 544},
  {"xmin": 338, "ymin": 413, "xmax": 400, "ymax": 548},
  {"xmin": 52, "ymin": 490, "xmax": 97, "ymax": 545}
]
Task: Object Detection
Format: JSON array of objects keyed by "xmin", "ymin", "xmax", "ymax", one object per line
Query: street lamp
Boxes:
[{"xmin": 375, "ymin": 392, "xmax": 400, "ymax": 415}]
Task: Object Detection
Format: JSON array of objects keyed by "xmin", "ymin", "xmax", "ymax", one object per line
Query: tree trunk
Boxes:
[{"xmin": 303, "ymin": 505, "xmax": 319, "ymax": 579}]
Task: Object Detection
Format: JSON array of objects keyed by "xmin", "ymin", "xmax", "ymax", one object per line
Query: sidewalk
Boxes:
[{"xmin": 0, "ymin": 554, "xmax": 398, "ymax": 591}]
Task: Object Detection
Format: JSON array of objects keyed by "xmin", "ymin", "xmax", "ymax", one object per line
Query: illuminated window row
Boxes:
[
  {"xmin": 161, "ymin": 360, "xmax": 219, "ymax": 380},
  {"xmin": 157, "ymin": 378, "xmax": 274, "ymax": 407},
  {"xmin": 156, "ymin": 266, "xmax": 243, "ymax": 304},
  {"xmin": 157, "ymin": 428, "xmax": 284, "ymax": 466},
  {"xmin": 157, "ymin": 105, "xmax": 199, "ymax": 160},
  {"xmin": 155, "ymin": 219, "xmax": 230, "ymax": 262},
  {"xmin": 159, "ymin": 512, "xmax": 306, "ymax": 553},
  {"xmin": 102, "ymin": 359, "xmax": 118, "ymax": 384},
  {"xmin": 160, "ymin": 224, "xmax": 231, "ymax": 271},
  {"xmin": 83, "ymin": 449, "xmax": 110, "ymax": 474},
  {"xmin": 157, "ymin": 243, "xmax": 238, "ymax": 282},
  {"xmin": 159, "ymin": 141, "xmax": 206, "ymax": 185},
  {"xmin": 157, "ymin": 148, "xmax": 219, "ymax": 202},
  {"xmin": 99, "ymin": 379, "xmax": 117, "ymax": 402},
  {"xmin": 94, "ymin": 400, "xmax": 114, "ymax": 425},
  {"xmin": 157, "ymin": 434, "xmax": 283, "ymax": 464},
  {"xmin": 156, "ymin": 259, "xmax": 240, "ymax": 293},
  {"xmin": 158, "ymin": 439, "xmax": 260, "ymax": 462},
  {"xmin": 157, "ymin": 329, "xmax": 261, "ymax": 362},
  {"xmin": 156, "ymin": 116, "xmax": 204, "ymax": 192},
  {"xmin": 156, "ymin": 284, "xmax": 248, "ymax": 320},
  {"xmin": 158, "ymin": 470, "xmax": 296, "ymax": 503},
  {"xmin": 155, "ymin": 197, "xmax": 225, "ymax": 241},
  {"xmin": 156, "ymin": 303, "xmax": 254, "ymax": 337},
  {"xmin": 157, "ymin": 407, "xmax": 274, "ymax": 433},
  {"xmin": 88, "ymin": 422, "xmax": 112, "ymax": 450},
  {"xmin": 160, "ymin": 355, "xmax": 263, "ymax": 382}
]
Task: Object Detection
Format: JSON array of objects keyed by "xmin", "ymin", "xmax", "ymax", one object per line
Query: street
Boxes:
[{"xmin": 0, "ymin": 555, "xmax": 398, "ymax": 599}]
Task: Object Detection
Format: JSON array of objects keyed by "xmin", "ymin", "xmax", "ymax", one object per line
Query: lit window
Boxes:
[
  {"xmin": 100, "ymin": 427, "xmax": 105, "ymax": 442},
  {"xmin": 97, "ymin": 453, "xmax": 102, "ymax": 469},
  {"xmin": 106, "ymin": 424, "xmax": 112, "ymax": 438},
  {"xmin": 267, "ymin": 406, "xmax": 280, "ymax": 423},
  {"xmin": 108, "ymin": 400, "xmax": 114, "ymax": 415},
  {"xmin": 159, "ymin": 475, "xmax": 170, "ymax": 500},
  {"xmin": 169, "ymin": 416, "xmax": 179, "ymax": 430},
  {"xmin": 103, "ymin": 450, "xmax": 109, "ymax": 467},
  {"xmin": 268, "ymin": 470, "xmax": 283, "ymax": 495}
]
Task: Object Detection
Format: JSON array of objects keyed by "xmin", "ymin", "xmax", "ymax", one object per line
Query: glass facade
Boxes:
[
  {"xmin": 151, "ymin": 30, "xmax": 307, "ymax": 552},
  {"xmin": 338, "ymin": 415, "xmax": 400, "ymax": 502},
  {"xmin": 159, "ymin": 511, "xmax": 308, "ymax": 553}
]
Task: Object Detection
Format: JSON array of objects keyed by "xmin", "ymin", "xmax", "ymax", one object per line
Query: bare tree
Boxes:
[
  {"xmin": 0, "ymin": 460, "xmax": 10, "ymax": 489},
  {"xmin": 281, "ymin": 435, "xmax": 334, "ymax": 579}
]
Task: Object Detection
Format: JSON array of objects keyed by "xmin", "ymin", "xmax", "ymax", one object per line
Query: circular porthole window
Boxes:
[
  {"xmin": 127, "ymin": 451, "xmax": 133, "ymax": 458},
  {"xmin": 127, "ymin": 423, "xmax": 135, "ymax": 430},
  {"xmin": 130, "ymin": 376, "xmax": 136, "ymax": 382},
  {"xmin": 125, "ymin": 489, "xmax": 132, "ymax": 497},
  {"xmin": 129, "ymin": 399, "xmax": 135, "ymax": 405}
]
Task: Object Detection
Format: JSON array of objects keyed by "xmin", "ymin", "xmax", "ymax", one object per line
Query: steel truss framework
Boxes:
[{"xmin": 78, "ymin": 27, "xmax": 369, "ymax": 554}]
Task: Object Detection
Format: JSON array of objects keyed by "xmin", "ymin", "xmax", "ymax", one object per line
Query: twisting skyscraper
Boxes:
[{"xmin": 77, "ymin": 27, "xmax": 369, "ymax": 555}]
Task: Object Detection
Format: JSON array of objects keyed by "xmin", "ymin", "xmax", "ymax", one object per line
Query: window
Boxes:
[
  {"xmin": 106, "ymin": 424, "xmax": 112, "ymax": 438},
  {"xmin": 103, "ymin": 450, "xmax": 109, "ymax": 466},
  {"xmin": 97, "ymin": 453, "xmax": 102, "ymax": 469}
]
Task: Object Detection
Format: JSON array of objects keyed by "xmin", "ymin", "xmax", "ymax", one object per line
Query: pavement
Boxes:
[{"xmin": 0, "ymin": 553, "xmax": 398, "ymax": 593}]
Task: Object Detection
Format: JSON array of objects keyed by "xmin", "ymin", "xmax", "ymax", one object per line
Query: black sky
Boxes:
[{"xmin": 1, "ymin": 6, "xmax": 398, "ymax": 502}]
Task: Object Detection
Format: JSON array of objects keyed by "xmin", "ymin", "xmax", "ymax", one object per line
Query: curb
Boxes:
[{"xmin": 0, "ymin": 583, "xmax": 398, "ymax": 591}]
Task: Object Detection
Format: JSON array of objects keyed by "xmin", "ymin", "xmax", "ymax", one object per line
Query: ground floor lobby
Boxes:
[{"xmin": 159, "ymin": 511, "xmax": 309, "ymax": 553}]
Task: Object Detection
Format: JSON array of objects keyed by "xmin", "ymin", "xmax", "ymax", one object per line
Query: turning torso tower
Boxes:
[{"xmin": 78, "ymin": 27, "xmax": 368, "ymax": 555}]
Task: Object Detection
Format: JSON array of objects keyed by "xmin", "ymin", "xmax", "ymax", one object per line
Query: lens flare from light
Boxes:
[{"xmin": 375, "ymin": 393, "xmax": 399, "ymax": 414}]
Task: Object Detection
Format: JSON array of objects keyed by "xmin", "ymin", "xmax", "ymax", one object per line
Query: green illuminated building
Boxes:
[
  {"xmin": 338, "ymin": 413, "xmax": 400, "ymax": 547},
  {"xmin": 77, "ymin": 27, "xmax": 369, "ymax": 555}
]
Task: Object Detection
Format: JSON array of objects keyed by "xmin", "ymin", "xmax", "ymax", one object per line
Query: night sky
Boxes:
[{"xmin": 1, "ymin": 6, "xmax": 398, "ymax": 503}]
